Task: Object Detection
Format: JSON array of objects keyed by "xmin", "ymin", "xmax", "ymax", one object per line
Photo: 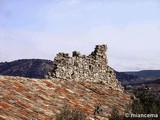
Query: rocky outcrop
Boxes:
[{"xmin": 46, "ymin": 45, "xmax": 123, "ymax": 91}]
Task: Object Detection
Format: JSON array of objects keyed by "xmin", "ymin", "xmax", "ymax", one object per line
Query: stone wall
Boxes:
[{"xmin": 46, "ymin": 45, "xmax": 123, "ymax": 91}]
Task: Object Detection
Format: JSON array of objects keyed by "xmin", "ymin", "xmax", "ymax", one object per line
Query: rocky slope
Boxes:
[{"xmin": 0, "ymin": 75, "xmax": 131, "ymax": 120}]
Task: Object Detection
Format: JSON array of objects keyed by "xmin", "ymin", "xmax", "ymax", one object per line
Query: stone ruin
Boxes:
[{"xmin": 46, "ymin": 45, "xmax": 123, "ymax": 91}]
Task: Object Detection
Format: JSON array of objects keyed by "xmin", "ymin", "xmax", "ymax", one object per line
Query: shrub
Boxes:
[
  {"xmin": 132, "ymin": 90, "xmax": 160, "ymax": 115},
  {"xmin": 110, "ymin": 90, "xmax": 160, "ymax": 120},
  {"xmin": 109, "ymin": 107, "xmax": 123, "ymax": 120},
  {"xmin": 55, "ymin": 105, "xmax": 86, "ymax": 120}
]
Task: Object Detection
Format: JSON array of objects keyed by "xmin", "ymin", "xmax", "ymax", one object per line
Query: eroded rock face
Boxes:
[{"xmin": 46, "ymin": 45, "xmax": 123, "ymax": 91}]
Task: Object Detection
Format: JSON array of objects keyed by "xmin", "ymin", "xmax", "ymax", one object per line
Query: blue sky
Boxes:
[{"xmin": 0, "ymin": 0, "xmax": 160, "ymax": 71}]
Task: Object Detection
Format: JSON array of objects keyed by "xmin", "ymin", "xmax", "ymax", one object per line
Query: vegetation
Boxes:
[
  {"xmin": 55, "ymin": 90, "xmax": 160, "ymax": 120},
  {"xmin": 110, "ymin": 107, "xmax": 123, "ymax": 120},
  {"xmin": 132, "ymin": 90, "xmax": 160, "ymax": 115},
  {"xmin": 55, "ymin": 105, "xmax": 86, "ymax": 120},
  {"xmin": 110, "ymin": 90, "xmax": 160, "ymax": 120}
]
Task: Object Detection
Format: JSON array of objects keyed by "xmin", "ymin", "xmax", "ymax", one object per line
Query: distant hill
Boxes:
[
  {"xmin": 115, "ymin": 70, "xmax": 160, "ymax": 85},
  {"xmin": 125, "ymin": 70, "xmax": 160, "ymax": 79},
  {"xmin": 145, "ymin": 79, "xmax": 160, "ymax": 93},
  {"xmin": 0, "ymin": 59, "xmax": 52, "ymax": 79},
  {"xmin": 145, "ymin": 79, "xmax": 160, "ymax": 84},
  {"xmin": 115, "ymin": 71, "xmax": 138, "ymax": 82},
  {"xmin": 0, "ymin": 59, "xmax": 134, "ymax": 83},
  {"xmin": 0, "ymin": 59, "xmax": 160, "ymax": 86}
]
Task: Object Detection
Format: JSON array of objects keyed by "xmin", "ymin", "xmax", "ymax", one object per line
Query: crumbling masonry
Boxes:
[{"xmin": 46, "ymin": 45, "xmax": 123, "ymax": 91}]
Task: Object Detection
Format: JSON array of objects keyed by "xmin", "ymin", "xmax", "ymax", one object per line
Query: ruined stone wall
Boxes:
[{"xmin": 46, "ymin": 45, "xmax": 123, "ymax": 91}]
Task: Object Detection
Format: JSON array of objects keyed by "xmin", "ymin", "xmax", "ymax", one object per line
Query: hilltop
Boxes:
[{"xmin": 0, "ymin": 59, "xmax": 52, "ymax": 79}]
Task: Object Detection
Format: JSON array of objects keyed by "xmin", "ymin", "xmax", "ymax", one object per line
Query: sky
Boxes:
[{"xmin": 0, "ymin": 0, "xmax": 160, "ymax": 71}]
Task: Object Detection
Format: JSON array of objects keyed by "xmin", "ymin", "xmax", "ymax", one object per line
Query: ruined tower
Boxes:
[{"xmin": 46, "ymin": 45, "xmax": 123, "ymax": 91}]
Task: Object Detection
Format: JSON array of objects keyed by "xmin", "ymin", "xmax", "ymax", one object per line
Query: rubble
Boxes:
[{"xmin": 46, "ymin": 45, "xmax": 123, "ymax": 91}]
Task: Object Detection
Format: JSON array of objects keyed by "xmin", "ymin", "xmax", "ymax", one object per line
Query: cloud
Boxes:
[
  {"xmin": 0, "ymin": 28, "xmax": 94, "ymax": 62},
  {"xmin": 87, "ymin": 22, "xmax": 160, "ymax": 51},
  {"xmin": 0, "ymin": 21, "xmax": 160, "ymax": 71},
  {"xmin": 83, "ymin": 22, "xmax": 160, "ymax": 71},
  {"xmin": 0, "ymin": 0, "xmax": 160, "ymax": 71},
  {"xmin": 0, "ymin": 29, "xmax": 51, "ymax": 62},
  {"xmin": 0, "ymin": 0, "xmax": 4, "ymax": 5},
  {"xmin": 67, "ymin": 0, "xmax": 79, "ymax": 5}
]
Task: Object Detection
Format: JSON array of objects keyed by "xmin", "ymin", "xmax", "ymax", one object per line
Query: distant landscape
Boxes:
[
  {"xmin": 1, "ymin": 0, "xmax": 160, "ymax": 119},
  {"xmin": 0, "ymin": 59, "xmax": 160, "ymax": 92},
  {"xmin": 1, "ymin": 58, "xmax": 160, "ymax": 119},
  {"xmin": 0, "ymin": 59, "xmax": 52, "ymax": 79},
  {"xmin": 1, "ymin": 59, "xmax": 160, "ymax": 80}
]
